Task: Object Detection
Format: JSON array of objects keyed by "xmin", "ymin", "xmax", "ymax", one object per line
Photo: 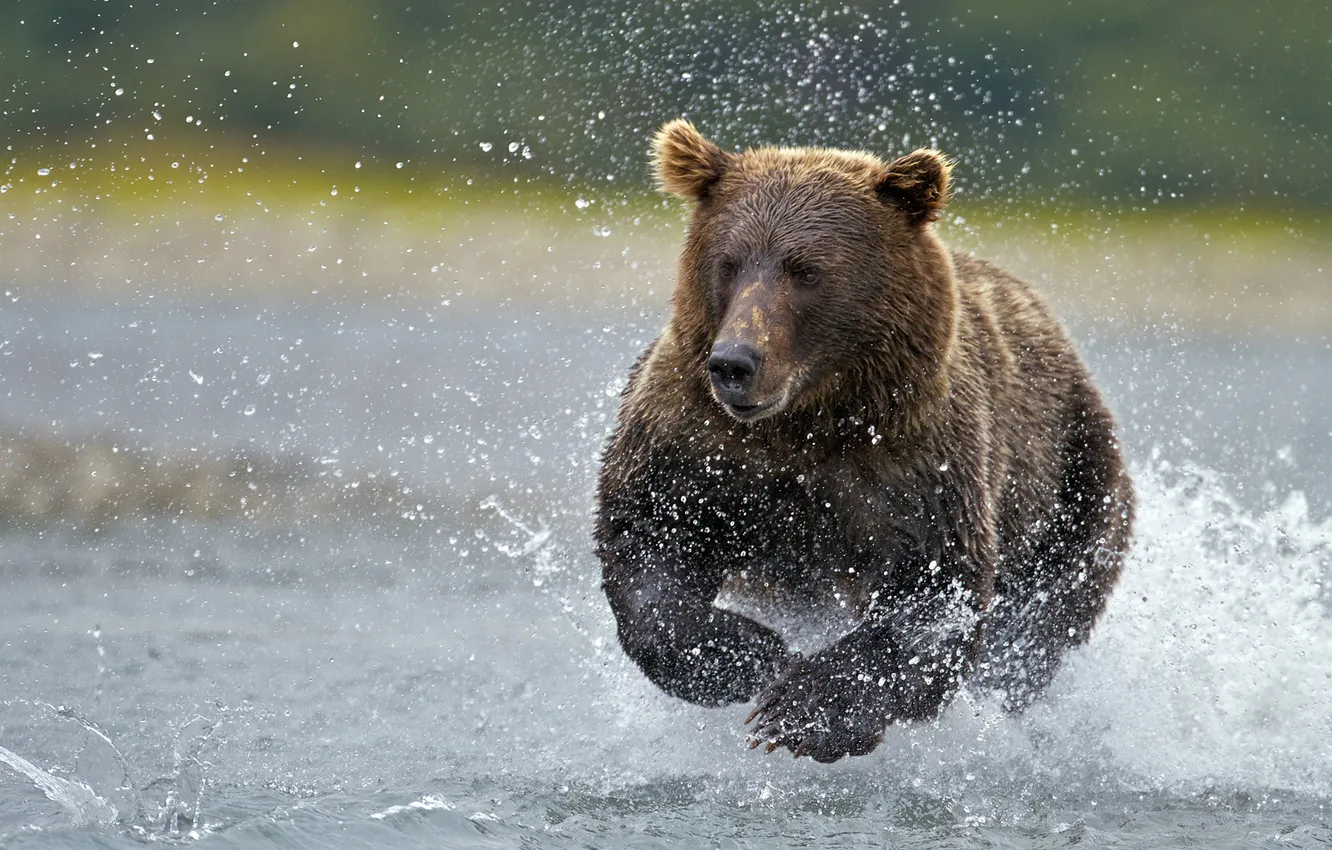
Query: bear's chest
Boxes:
[
  {"xmin": 712, "ymin": 475, "xmax": 866, "ymax": 645},
  {"xmin": 699, "ymin": 455, "xmax": 927, "ymax": 619}
]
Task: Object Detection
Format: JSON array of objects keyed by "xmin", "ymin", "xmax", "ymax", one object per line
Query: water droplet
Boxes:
[
  {"xmin": 479, "ymin": 142, "xmax": 493, "ymax": 152},
  {"xmin": 37, "ymin": 168, "xmax": 50, "ymax": 176},
  {"xmin": 242, "ymin": 405, "xmax": 256, "ymax": 417}
]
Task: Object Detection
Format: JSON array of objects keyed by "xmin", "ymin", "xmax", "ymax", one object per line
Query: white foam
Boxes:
[
  {"xmin": 369, "ymin": 794, "xmax": 454, "ymax": 820},
  {"xmin": 1033, "ymin": 462, "xmax": 1332, "ymax": 794}
]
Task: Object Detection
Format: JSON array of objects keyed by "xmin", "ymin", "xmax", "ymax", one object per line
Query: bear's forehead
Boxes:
[
  {"xmin": 732, "ymin": 146, "xmax": 886, "ymax": 185},
  {"xmin": 707, "ymin": 151, "xmax": 884, "ymax": 252}
]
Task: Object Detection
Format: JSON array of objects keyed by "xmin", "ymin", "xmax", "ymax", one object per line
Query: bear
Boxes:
[{"xmin": 594, "ymin": 119, "xmax": 1134, "ymax": 763}]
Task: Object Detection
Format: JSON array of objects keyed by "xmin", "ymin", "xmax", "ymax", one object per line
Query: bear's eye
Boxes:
[
  {"xmin": 717, "ymin": 259, "xmax": 740, "ymax": 283},
  {"xmin": 789, "ymin": 264, "xmax": 820, "ymax": 288}
]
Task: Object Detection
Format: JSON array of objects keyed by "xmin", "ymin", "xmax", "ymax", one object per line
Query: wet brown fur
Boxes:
[{"xmin": 596, "ymin": 119, "xmax": 1134, "ymax": 762}]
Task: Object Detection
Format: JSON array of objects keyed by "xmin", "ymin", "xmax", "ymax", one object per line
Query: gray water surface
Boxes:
[{"xmin": 2, "ymin": 296, "xmax": 1330, "ymax": 848}]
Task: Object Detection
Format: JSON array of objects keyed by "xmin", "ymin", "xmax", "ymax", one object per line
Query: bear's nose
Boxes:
[{"xmin": 708, "ymin": 342, "xmax": 762, "ymax": 393}]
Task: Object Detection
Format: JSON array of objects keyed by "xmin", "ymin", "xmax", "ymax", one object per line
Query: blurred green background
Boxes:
[
  {"xmin": 2, "ymin": 0, "xmax": 1328, "ymax": 327},
  {"xmin": 5, "ymin": 0, "xmax": 1329, "ymax": 204}
]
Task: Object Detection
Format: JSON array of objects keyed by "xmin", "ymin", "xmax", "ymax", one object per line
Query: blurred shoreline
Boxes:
[{"xmin": 3, "ymin": 168, "xmax": 1327, "ymax": 334}]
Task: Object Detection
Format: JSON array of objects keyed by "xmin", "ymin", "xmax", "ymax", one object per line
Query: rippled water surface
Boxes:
[{"xmin": 2, "ymin": 297, "xmax": 1330, "ymax": 848}]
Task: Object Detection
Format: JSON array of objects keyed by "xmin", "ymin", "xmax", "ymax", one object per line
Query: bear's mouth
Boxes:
[
  {"xmin": 720, "ymin": 399, "xmax": 777, "ymax": 422},
  {"xmin": 712, "ymin": 375, "xmax": 800, "ymax": 423}
]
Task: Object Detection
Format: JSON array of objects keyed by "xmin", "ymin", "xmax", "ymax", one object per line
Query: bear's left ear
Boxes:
[
  {"xmin": 651, "ymin": 119, "xmax": 731, "ymax": 201},
  {"xmin": 875, "ymin": 149, "xmax": 953, "ymax": 225}
]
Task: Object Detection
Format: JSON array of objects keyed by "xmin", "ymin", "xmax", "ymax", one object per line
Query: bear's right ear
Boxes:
[
  {"xmin": 651, "ymin": 119, "xmax": 729, "ymax": 201},
  {"xmin": 875, "ymin": 149, "xmax": 952, "ymax": 225}
]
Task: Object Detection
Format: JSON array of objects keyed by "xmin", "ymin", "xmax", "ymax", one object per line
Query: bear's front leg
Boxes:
[
  {"xmin": 605, "ymin": 564, "xmax": 793, "ymax": 707},
  {"xmin": 747, "ymin": 598, "xmax": 976, "ymax": 762}
]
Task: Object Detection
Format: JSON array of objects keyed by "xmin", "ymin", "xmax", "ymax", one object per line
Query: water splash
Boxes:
[
  {"xmin": 159, "ymin": 715, "xmax": 218, "ymax": 836},
  {"xmin": 1038, "ymin": 461, "xmax": 1332, "ymax": 794},
  {"xmin": 0, "ymin": 703, "xmax": 220, "ymax": 839},
  {"xmin": 479, "ymin": 496, "xmax": 552, "ymax": 563},
  {"xmin": 0, "ymin": 744, "xmax": 117, "ymax": 828},
  {"xmin": 55, "ymin": 704, "xmax": 143, "ymax": 823},
  {"xmin": 481, "ymin": 495, "xmax": 605, "ymax": 652}
]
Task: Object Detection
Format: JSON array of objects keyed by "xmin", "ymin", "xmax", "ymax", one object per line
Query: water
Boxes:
[{"xmin": 1, "ymin": 296, "xmax": 1331, "ymax": 848}]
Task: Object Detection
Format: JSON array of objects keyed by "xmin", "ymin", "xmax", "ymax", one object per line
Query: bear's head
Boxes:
[{"xmin": 653, "ymin": 119, "xmax": 959, "ymax": 427}]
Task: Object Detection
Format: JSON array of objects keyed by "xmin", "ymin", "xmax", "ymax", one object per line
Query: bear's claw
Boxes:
[{"xmin": 745, "ymin": 651, "xmax": 892, "ymax": 763}]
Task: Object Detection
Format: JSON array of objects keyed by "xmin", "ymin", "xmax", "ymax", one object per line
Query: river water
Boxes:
[{"xmin": 1, "ymin": 294, "xmax": 1330, "ymax": 848}]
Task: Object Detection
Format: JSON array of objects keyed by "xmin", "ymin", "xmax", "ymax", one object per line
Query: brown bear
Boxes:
[{"xmin": 594, "ymin": 119, "xmax": 1134, "ymax": 763}]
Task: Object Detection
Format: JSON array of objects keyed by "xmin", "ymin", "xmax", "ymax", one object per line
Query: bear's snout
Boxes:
[{"xmin": 708, "ymin": 341, "xmax": 762, "ymax": 403}]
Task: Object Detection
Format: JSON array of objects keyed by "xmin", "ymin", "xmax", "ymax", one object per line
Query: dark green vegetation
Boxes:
[{"xmin": 3, "ymin": 0, "xmax": 1328, "ymax": 209}]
